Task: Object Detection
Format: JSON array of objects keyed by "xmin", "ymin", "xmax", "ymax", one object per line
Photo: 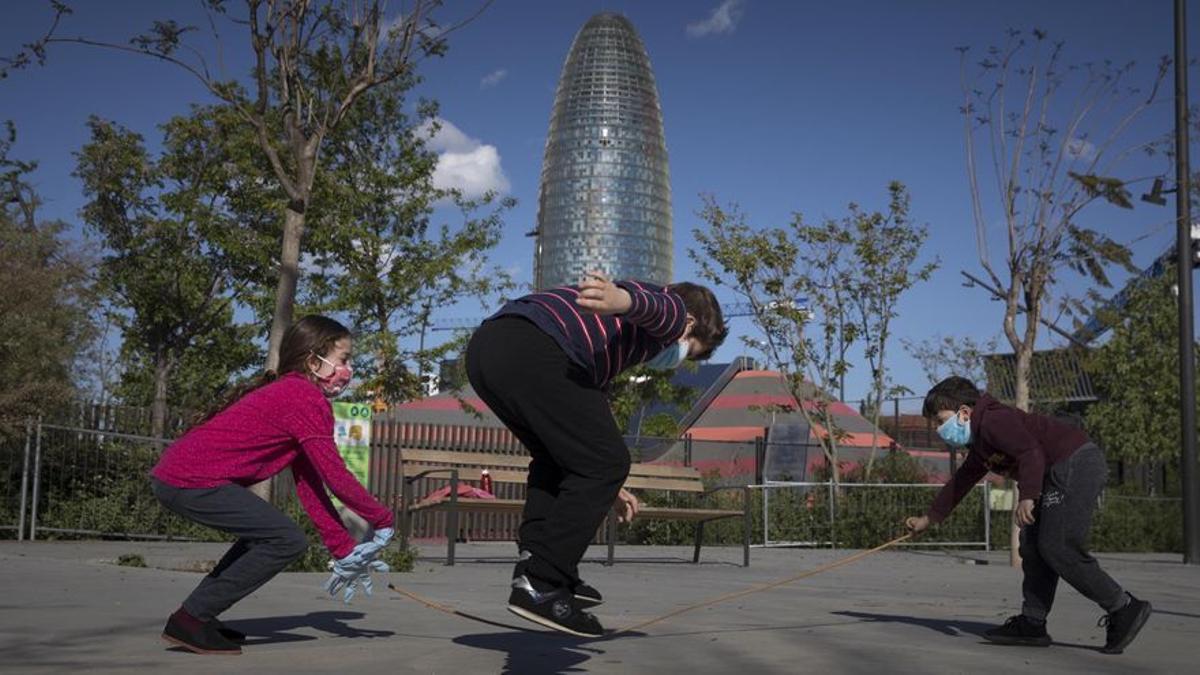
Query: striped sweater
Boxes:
[{"xmin": 488, "ymin": 280, "xmax": 688, "ymax": 388}]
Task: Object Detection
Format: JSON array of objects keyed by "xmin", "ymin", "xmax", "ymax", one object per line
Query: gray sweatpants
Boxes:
[
  {"xmin": 1020, "ymin": 443, "xmax": 1127, "ymax": 620},
  {"xmin": 152, "ymin": 478, "xmax": 308, "ymax": 621}
]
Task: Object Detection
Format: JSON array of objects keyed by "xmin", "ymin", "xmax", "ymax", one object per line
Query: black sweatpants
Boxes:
[
  {"xmin": 1020, "ymin": 443, "xmax": 1127, "ymax": 619},
  {"xmin": 152, "ymin": 478, "xmax": 309, "ymax": 621},
  {"xmin": 465, "ymin": 316, "xmax": 630, "ymax": 588}
]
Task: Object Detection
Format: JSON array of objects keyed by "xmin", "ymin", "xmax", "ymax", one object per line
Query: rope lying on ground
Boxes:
[
  {"xmin": 386, "ymin": 582, "xmax": 541, "ymax": 633},
  {"xmin": 388, "ymin": 532, "xmax": 912, "ymax": 637},
  {"xmin": 614, "ymin": 533, "xmax": 911, "ymax": 634}
]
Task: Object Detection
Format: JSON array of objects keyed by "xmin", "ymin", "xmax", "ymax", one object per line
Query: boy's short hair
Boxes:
[
  {"xmin": 922, "ymin": 376, "xmax": 981, "ymax": 419},
  {"xmin": 669, "ymin": 282, "xmax": 727, "ymax": 361}
]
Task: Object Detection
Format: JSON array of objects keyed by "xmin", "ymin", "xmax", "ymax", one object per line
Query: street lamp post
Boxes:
[{"xmin": 1173, "ymin": 0, "xmax": 1199, "ymax": 565}]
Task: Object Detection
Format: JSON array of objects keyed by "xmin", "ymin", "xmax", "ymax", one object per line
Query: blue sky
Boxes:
[{"xmin": 2, "ymin": 0, "xmax": 1194, "ymax": 403}]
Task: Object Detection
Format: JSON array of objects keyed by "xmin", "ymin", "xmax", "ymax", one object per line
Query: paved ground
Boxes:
[{"xmin": 0, "ymin": 540, "xmax": 1197, "ymax": 674}]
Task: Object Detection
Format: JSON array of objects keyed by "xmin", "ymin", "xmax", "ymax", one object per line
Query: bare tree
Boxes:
[
  {"xmin": 693, "ymin": 197, "xmax": 853, "ymax": 485},
  {"xmin": 903, "ymin": 334, "xmax": 1000, "ymax": 386},
  {"xmin": 0, "ymin": 0, "xmax": 71, "ymax": 80},
  {"xmin": 960, "ymin": 29, "xmax": 1167, "ymax": 564}
]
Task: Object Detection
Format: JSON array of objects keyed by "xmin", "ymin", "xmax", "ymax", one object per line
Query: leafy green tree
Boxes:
[
  {"xmin": 75, "ymin": 116, "xmax": 254, "ymax": 438},
  {"xmin": 839, "ymin": 182, "xmax": 937, "ymax": 479},
  {"xmin": 303, "ymin": 81, "xmax": 514, "ymax": 404},
  {"xmin": 112, "ymin": 308, "xmax": 260, "ymax": 424},
  {"xmin": 50, "ymin": 0, "xmax": 490, "ymax": 372},
  {"xmin": 692, "ymin": 198, "xmax": 853, "ymax": 484},
  {"xmin": 0, "ymin": 124, "xmax": 94, "ymax": 433},
  {"xmin": 608, "ymin": 365, "xmax": 699, "ymax": 440},
  {"xmin": 1085, "ymin": 267, "xmax": 1199, "ymax": 465}
]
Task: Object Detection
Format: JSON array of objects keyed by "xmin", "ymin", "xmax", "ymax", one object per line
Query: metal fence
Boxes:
[
  {"xmin": 0, "ymin": 422, "xmax": 34, "ymax": 538},
  {"xmin": 25, "ymin": 423, "xmax": 209, "ymax": 541},
  {"xmin": 0, "ymin": 421, "xmax": 229, "ymax": 541},
  {"xmin": 0, "ymin": 412, "xmax": 1183, "ymax": 554},
  {"xmin": 753, "ymin": 481, "xmax": 992, "ymax": 550}
]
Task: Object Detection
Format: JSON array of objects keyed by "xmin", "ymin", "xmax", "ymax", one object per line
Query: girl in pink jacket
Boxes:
[{"xmin": 151, "ymin": 315, "xmax": 393, "ymax": 655}]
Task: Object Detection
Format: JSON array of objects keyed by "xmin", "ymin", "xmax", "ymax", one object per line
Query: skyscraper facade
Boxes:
[{"xmin": 533, "ymin": 13, "xmax": 672, "ymax": 290}]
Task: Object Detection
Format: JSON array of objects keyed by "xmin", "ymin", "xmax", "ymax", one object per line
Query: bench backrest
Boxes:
[{"xmin": 400, "ymin": 448, "xmax": 705, "ymax": 493}]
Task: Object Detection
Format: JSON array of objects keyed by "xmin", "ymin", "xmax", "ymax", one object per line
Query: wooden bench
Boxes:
[{"xmin": 397, "ymin": 448, "xmax": 751, "ymax": 567}]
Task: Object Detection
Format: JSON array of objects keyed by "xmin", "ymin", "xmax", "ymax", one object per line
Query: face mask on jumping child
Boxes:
[
  {"xmin": 312, "ymin": 353, "xmax": 353, "ymax": 397},
  {"xmin": 646, "ymin": 316, "xmax": 698, "ymax": 371},
  {"xmin": 646, "ymin": 340, "xmax": 688, "ymax": 371}
]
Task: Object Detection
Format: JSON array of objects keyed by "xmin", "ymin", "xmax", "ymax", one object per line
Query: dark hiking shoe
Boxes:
[
  {"xmin": 983, "ymin": 615, "xmax": 1052, "ymax": 647},
  {"xmin": 572, "ymin": 580, "xmax": 603, "ymax": 608},
  {"xmin": 514, "ymin": 550, "xmax": 602, "ymax": 607},
  {"xmin": 1100, "ymin": 595, "xmax": 1152, "ymax": 654},
  {"xmin": 162, "ymin": 608, "xmax": 242, "ymax": 655},
  {"xmin": 213, "ymin": 619, "xmax": 246, "ymax": 643},
  {"xmin": 507, "ymin": 575, "xmax": 604, "ymax": 638}
]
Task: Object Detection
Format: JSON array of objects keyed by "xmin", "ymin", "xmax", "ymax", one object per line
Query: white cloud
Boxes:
[
  {"xmin": 480, "ymin": 68, "xmax": 508, "ymax": 88},
  {"xmin": 686, "ymin": 0, "xmax": 745, "ymax": 38},
  {"xmin": 418, "ymin": 118, "xmax": 510, "ymax": 199},
  {"xmin": 1067, "ymin": 137, "xmax": 1097, "ymax": 161}
]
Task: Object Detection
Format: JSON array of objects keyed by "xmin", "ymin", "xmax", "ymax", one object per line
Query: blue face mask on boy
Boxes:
[
  {"xmin": 646, "ymin": 341, "xmax": 688, "ymax": 371},
  {"xmin": 937, "ymin": 413, "xmax": 971, "ymax": 447}
]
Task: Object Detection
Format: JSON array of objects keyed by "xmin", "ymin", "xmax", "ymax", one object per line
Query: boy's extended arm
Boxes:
[{"xmin": 926, "ymin": 451, "xmax": 989, "ymax": 524}]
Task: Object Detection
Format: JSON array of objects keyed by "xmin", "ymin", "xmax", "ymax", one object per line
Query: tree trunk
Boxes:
[
  {"xmin": 1008, "ymin": 344, "xmax": 1034, "ymax": 567},
  {"xmin": 253, "ymin": 203, "xmax": 307, "ymax": 502},
  {"xmin": 265, "ymin": 205, "xmax": 306, "ymax": 370},
  {"xmin": 150, "ymin": 347, "xmax": 172, "ymax": 442},
  {"xmin": 865, "ymin": 373, "xmax": 885, "ymax": 480}
]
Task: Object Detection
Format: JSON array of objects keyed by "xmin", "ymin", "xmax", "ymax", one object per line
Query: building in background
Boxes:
[{"xmin": 532, "ymin": 13, "xmax": 672, "ymax": 289}]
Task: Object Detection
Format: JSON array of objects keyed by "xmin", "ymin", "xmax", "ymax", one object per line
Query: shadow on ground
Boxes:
[
  {"xmin": 222, "ymin": 610, "xmax": 395, "ymax": 646},
  {"xmin": 454, "ymin": 629, "xmax": 613, "ymax": 674},
  {"xmin": 832, "ymin": 610, "xmax": 1101, "ymax": 651}
]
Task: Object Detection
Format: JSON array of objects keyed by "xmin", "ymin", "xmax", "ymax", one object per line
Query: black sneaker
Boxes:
[
  {"xmin": 983, "ymin": 615, "xmax": 1052, "ymax": 647},
  {"xmin": 572, "ymin": 580, "xmax": 603, "ymax": 608},
  {"xmin": 1100, "ymin": 595, "xmax": 1152, "ymax": 654},
  {"xmin": 514, "ymin": 550, "xmax": 603, "ymax": 607},
  {"xmin": 162, "ymin": 609, "xmax": 242, "ymax": 655},
  {"xmin": 507, "ymin": 575, "xmax": 604, "ymax": 638},
  {"xmin": 213, "ymin": 619, "xmax": 246, "ymax": 643}
]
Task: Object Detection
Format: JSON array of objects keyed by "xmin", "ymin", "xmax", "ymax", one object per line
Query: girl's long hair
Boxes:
[{"xmin": 187, "ymin": 315, "xmax": 351, "ymax": 430}]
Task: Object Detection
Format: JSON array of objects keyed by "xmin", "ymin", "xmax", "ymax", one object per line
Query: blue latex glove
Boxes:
[
  {"xmin": 324, "ymin": 542, "xmax": 380, "ymax": 599},
  {"xmin": 344, "ymin": 559, "xmax": 390, "ymax": 603},
  {"xmin": 326, "ymin": 558, "xmax": 389, "ymax": 604},
  {"xmin": 372, "ymin": 527, "xmax": 394, "ymax": 549},
  {"xmin": 340, "ymin": 541, "xmax": 380, "ymax": 568}
]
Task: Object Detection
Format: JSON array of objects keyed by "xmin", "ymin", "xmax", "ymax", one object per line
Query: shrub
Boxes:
[{"xmin": 116, "ymin": 553, "xmax": 147, "ymax": 567}]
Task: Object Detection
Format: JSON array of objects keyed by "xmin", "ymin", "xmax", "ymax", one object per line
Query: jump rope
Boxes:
[{"xmin": 387, "ymin": 532, "xmax": 912, "ymax": 637}]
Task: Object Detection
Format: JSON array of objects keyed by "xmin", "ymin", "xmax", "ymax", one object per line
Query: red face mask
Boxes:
[{"xmin": 313, "ymin": 354, "xmax": 353, "ymax": 397}]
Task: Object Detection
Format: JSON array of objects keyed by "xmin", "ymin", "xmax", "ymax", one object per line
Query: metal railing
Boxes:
[
  {"xmin": 752, "ymin": 481, "xmax": 992, "ymax": 550},
  {"xmin": 0, "ymin": 413, "xmax": 1183, "ymax": 554},
  {"xmin": 0, "ymin": 421, "xmax": 221, "ymax": 541}
]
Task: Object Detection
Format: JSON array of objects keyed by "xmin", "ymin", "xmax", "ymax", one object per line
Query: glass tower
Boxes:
[{"xmin": 534, "ymin": 13, "xmax": 672, "ymax": 290}]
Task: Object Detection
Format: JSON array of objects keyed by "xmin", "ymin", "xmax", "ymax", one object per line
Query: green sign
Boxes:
[{"xmin": 332, "ymin": 402, "xmax": 372, "ymax": 489}]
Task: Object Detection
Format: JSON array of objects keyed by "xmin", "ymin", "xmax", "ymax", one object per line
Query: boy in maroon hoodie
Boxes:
[{"xmin": 905, "ymin": 376, "xmax": 1151, "ymax": 654}]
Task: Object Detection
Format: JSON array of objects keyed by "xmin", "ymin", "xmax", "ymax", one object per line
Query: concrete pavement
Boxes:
[{"xmin": 0, "ymin": 541, "xmax": 1196, "ymax": 674}]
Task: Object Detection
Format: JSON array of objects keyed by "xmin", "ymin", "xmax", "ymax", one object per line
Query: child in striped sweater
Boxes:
[{"xmin": 466, "ymin": 272, "xmax": 727, "ymax": 636}]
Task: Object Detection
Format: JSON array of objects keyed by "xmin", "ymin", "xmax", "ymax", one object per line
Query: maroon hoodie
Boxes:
[{"xmin": 926, "ymin": 393, "xmax": 1090, "ymax": 523}]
